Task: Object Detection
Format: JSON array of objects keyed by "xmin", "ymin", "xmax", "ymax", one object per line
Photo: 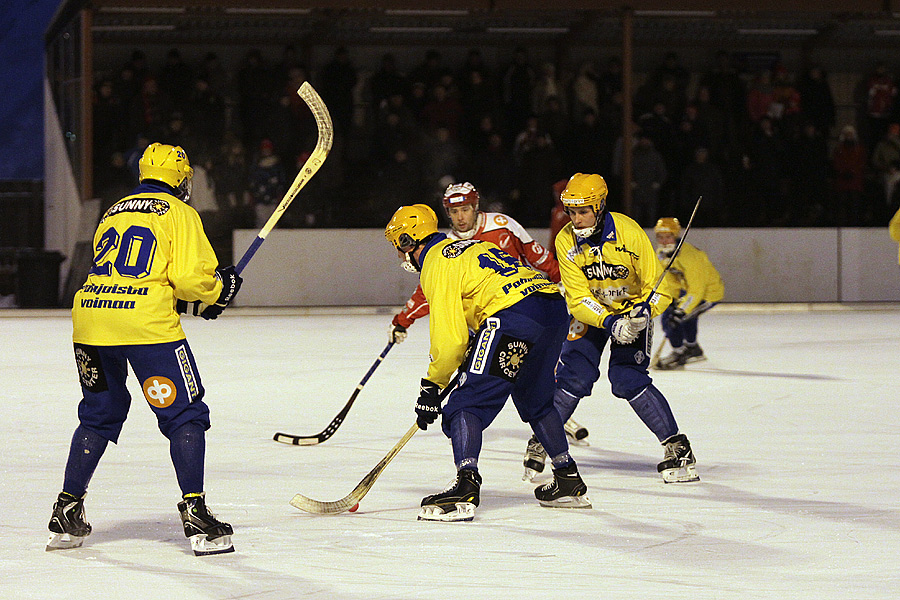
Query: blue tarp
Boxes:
[{"xmin": 0, "ymin": 0, "xmax": 62, "ymax": 179}]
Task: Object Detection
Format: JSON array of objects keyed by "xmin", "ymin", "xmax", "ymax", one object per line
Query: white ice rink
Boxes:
[{"xmin": 2, "ymin": 305, "xmax": 899, "ymax": 600}]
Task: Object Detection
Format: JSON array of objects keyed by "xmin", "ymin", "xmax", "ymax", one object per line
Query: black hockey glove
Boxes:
[
  {"xmin": 415, "ymin": 379, "xmax": 442, "ymax": 430},
  {"xmin": 175, "ymin": 299, "xmax": 202, "ymax": 316},
  {"xmin": 201, "ymin": 266, "xmax": 243, "ymax": 320},
  {"xmin": 389, "ymin": 323, "xmax": 408, "ymax": 344}
]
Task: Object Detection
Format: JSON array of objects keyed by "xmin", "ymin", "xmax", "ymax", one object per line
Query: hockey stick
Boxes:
[
  {"xmin": 290, "ymin": 375, "xmax": 461, "ymax": 515},
  {"xmin": 290, "ymin": 422, "xmax": 419, "ymax": 515},
  {"xmin": 649, "ymin": 336, "xmax": 667, "ymax": 368},
  {"xmin": 273, "ymin": 341, "xmax": 395, "ymax": 445},
  {"xmin": 235, "ymin": 82, "xmax": 333, "ymax": 275}
]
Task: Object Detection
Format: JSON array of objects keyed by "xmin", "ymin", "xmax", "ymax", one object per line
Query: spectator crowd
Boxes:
[{"xmin": 91, "ymin": 45, "xmax": 900, "ymax": 261}]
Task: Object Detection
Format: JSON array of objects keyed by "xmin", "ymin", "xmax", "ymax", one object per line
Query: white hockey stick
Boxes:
[
  {"xmin": 649, "ymin": 336, "xmax": 667, "ymax": 368},
  {"xmin": 235, "ymin": 82, "xmax": 333, "ymax": 274}
]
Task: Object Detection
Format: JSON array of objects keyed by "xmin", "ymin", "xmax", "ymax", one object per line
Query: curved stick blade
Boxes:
[{"xmin": 289, "ymin": 424, "xmax": 419, "ymax": 514}]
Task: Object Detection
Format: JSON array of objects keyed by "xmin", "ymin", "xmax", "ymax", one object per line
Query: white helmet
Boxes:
[{"xmin": 442, "ymin": 182, "xmax": 481, "ymax": 239}]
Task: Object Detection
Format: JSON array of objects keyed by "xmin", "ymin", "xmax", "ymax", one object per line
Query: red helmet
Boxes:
[{"xmin": 442, "ymin": 182, "xmax": 479, "ymax": 212}]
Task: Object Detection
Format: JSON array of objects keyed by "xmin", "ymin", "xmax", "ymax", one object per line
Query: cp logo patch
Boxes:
[
  {"xmin": 143, "ymin": 376, "xmax": 177, "ymax": 408},
  {"xmin": 567, "ymin": 319, "xmax": 588, "ymax": 341}
]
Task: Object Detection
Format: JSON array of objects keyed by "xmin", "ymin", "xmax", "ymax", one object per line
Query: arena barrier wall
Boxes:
[{"xmin": 233, "ymin": 228, "xmax": 900, "ymax": 306}]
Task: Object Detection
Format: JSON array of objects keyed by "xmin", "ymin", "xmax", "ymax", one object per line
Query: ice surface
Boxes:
[{"xmin": 2, "ymin": 306, "xmax": 898, "ymax": 600}]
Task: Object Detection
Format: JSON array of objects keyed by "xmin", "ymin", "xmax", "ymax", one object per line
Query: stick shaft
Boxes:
[
  {"xmin": 235, "ymin": 82, "xmax": 333, "ymax": 275},
  {"xmin": 273, "ymin": 342, "xmax": 395, "ymax": 445},
  {"xmin": 649, "ymin": 195, "xmax": 702, "ymax": 299}
]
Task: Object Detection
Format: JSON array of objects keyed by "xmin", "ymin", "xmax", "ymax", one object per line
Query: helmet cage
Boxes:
[{"xmin": 395, "ymin": 232, "xmax": 416, "ymax": 252}]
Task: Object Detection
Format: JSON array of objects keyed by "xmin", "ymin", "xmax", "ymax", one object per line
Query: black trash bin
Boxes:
[{"xmin": 16, "ymin": 249, "xmax": 64, "ymax": 308}]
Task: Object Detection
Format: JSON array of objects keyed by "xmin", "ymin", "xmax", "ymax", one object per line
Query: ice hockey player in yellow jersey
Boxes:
[
  {"xmin": 49, "ymin": 143, "xmax": 242, "ymax": 556},
  {"xmin": 528, "ymin": 173, "xmax": 699, "ymax": 484},
  {"xmin": 385, "ymin": 204, "xmax": 590, "ymax": 522},
  {"xmin": 653, "ymin": 217, "xmax": 724, "ymax": 370}
]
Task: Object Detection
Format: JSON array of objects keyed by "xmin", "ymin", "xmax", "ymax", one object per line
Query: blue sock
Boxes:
[
  {"xmin": 628, "ymin": 385, "xmax": 678, "ymax": 442},
  {"xmin": 169, "ymin": 422, "xmax": 206, "ymax": 496},
  {"xmin": 450, "ymin": 411, "xmax": 482, "ymax": 472},
  {"xmin": 63, "ymin": 425, "xmax": 109, "ymax": 498},
  {"xmin": 531, "ymin": 410, "xmax": 572, "ymax": 469}
]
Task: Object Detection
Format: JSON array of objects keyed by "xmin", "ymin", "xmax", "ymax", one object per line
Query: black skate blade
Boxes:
[{"xmin": 564, "ymin": 419, "xmax": 589, "ymax": 441}]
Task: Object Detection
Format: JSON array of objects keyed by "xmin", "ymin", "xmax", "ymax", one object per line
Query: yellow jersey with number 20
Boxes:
[{"xmin": 73, "ymin": 183, "xmax": 223, "ymax": 346}]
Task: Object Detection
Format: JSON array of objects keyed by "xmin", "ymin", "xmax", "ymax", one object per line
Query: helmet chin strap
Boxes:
[
  {"xmin": 572, "ymin": 208, "xmax": 603, "ymax": 238},
  {"xmin": 573, "ymin": 225, "xmax": 597, "ymax": 238}
]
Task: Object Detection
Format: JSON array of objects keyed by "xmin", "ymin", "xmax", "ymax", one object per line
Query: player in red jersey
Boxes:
[{"xmin": 388, "ymin": 182, "xmax": 560, "ymax": 344}]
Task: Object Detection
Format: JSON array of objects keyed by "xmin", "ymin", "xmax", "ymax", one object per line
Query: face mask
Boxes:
[{"xmin": 657, "ymin": 242, "xmax": 677, "ymax": 259}]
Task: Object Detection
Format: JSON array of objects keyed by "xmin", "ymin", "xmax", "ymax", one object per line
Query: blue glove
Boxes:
[
  {"xmin": 201, "ymin": 266, "xmax": 243, "ymax": 320},
  {"xmin": 415, "ymin": 379, "xmax": 441, "ymax": 430}
]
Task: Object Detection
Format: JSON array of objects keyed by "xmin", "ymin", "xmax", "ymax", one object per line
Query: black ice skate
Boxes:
[
  {"xmin": 682, "ymin": 343, "xmax": 706, "ymax": 363},
  {"xmin": 46, "ymin": 492, "xmax": 92, "ymax": 551},
  {"xmin": 418, "ymin": 469, "xmax": 481, "ymax": 522},
  {"xmin": 564, "ymin": 418, "xmax": 590, "ymax": 446},
  {"xmin": 534, "ymin": 464, "xmax": 591, "ymax": 508},
  {"xmin": 177, "ymin": 493, "xmax": 235, "ymax": 556},
  {"xmin": 656, "ymin": 347, "xmax": 687, "ymax": 370},
  {"xmin": 657, "ymin": 433, "xmax": 700, "ymax": 483},
  {"xmin": 522, "ymin": 436, "xmax": 548, "ymax": 481}
]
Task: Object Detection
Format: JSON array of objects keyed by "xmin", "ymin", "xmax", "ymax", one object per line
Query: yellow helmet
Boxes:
[
  {"xmin": 654, "ymin": 217, "xmax": 682, "ymax": 237},
  {"xmin": 138, "ymin": 143, "xmax": 193, "ymax": 199},
  {"xmin": 560, "ymin": 173, "xmax": 608, "ymax": 213},
  {"xmin": 385, "ymin": 204, "xmax": 439, "ymax": 251}
]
